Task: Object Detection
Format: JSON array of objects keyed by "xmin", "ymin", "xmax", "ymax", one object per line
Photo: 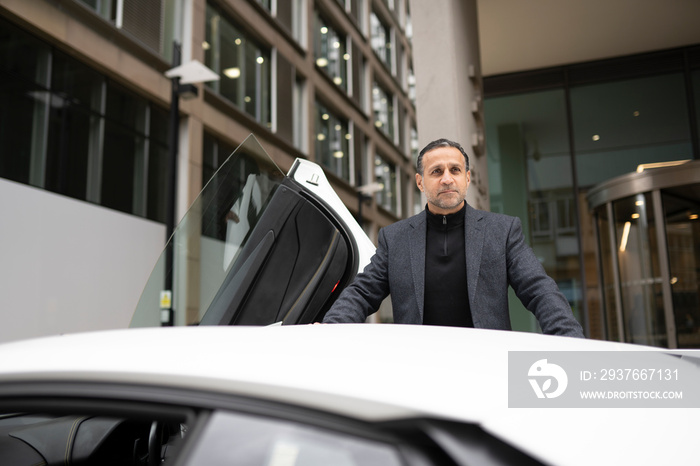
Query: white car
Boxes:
[
  {"xmin": 0, "ymin": 325, "xmax": 697, "ymax": 465},
  {"xmin": 0, "ymin": 136, "xmax": 697, "ymax": 465}
]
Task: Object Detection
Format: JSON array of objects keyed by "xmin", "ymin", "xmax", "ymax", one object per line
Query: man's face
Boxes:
[{"xmin": 415, "ymin": 146, "xmax": 470, "ymax": 215}]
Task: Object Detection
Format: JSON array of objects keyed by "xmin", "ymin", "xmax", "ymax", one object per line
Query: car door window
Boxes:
[
  {"xmin": 182, "ymin": 410, "xmax": 404, "ymax": 466},
  {"xmin": 0, "ymin": 411, "xmax": 187, "ymax": 465}
]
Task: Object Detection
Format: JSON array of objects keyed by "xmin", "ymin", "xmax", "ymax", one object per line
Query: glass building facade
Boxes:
[
  {"xmin": 0, "ymin": 0, "xmax": 418, "ymax": 234},
  {"xmin": 484, "ymin": 47, "xmax": 700, "ymax": 347},
  {"xmin": 0, "ymin": 0, "xmax": 419, "ymax": 335},
  {"xmin": 0, "ymin": 16, "xmax": 170, "ymax": 223}
]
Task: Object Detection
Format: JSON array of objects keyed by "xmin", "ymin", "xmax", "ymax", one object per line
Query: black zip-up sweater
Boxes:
[{"xmin": 423, "ymin": 203, "xmax": 474, "ymax": 327}]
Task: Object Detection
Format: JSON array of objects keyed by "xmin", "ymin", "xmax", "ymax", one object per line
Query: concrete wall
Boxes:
[
  {"xmin": 0, "ymin": 179, "xmax": 165, "ymax": 342},
  {"xmin": 410, "ymin": 0, "xmax": 488, "ymax": 210}
]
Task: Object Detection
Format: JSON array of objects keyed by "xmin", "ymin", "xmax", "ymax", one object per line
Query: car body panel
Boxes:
[{"xmin": 0, "ymin": 325, "xmax": 696, "ymax": 466}]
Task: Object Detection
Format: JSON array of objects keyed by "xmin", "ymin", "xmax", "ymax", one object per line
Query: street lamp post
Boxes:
[
  {"xmin": 356, "ymin": 169, "xmax": 383, "ymax": 228},
  {"xmin": 160, "ymin": 42, "xmax": 219, "ymax": 326}
]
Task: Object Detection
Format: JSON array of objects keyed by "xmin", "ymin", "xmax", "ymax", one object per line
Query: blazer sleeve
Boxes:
[
  {"xmin": 322, "ymin": 228, "xmax": 391, "ymax": 323},
  {"xmin": 505, "ymin": 217, "xmax": 585, "ymax": 338}
]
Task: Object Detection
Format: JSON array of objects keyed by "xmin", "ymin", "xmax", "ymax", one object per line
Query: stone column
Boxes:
[{"xmin": 410, "ymin": 0, "xmax": 488, "ymax": 210}]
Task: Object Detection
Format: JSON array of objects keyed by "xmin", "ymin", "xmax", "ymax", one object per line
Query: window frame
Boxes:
[{"xmin": 205, "ymin": 3, "xmax": 273, "ymax": 127}]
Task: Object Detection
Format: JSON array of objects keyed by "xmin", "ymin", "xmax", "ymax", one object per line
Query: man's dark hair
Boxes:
[{"xmin": 416, "ymin": 138, "xmax": 470, "ymax": 175}]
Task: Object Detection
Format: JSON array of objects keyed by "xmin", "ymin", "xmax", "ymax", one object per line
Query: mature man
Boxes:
[{"xmin": 323, "ymin": 138, "xmax": 584, "ymax": 337}]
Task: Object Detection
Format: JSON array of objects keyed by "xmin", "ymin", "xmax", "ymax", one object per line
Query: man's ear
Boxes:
[{"xmin": 415, "ymin": 173, "xmax": 424, "ymax": 192}]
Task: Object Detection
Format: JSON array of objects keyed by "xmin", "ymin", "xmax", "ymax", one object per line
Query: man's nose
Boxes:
[{"xmin": 440, "ymin": 172, "xmax": 454, "ymax": 184}]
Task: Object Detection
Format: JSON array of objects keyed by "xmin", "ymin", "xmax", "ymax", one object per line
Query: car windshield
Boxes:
[{"xmin": 131, "ymin": 134, "xmax": 284, "ymax": 327}]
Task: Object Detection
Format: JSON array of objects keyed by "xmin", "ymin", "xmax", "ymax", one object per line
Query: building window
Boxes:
[
  {"xmin": 336, "ymin": 0, "xmax": 366, "ymax": 30},
  {"xmin": 205, "ymin": 3, "xmax": 272, "ymax": 128},
  {"xmin": 410, "ymin": 125, "xmax": 419, "ymax": 165},
  {"xmin": 529, "ymin": 194, "xmax": 578, "ymax": 239},
  {"xmin": 201, "ymin": 131, "xmax": 240, "ymax": 241},
  {"xmin": 314, "ymin": 12, "xmax": 349, "ymax": 92},
  {"xmin": 202, "ymin": 132, "xmax": 237, "ymax": 188},
  {"xmin": 370, "ymin": 11, "xmax": 392, "ymax": 72},
  {"xmin": 77, "ymin": 0, "xmax": 112, "ymax": 19},
  {"xmin": 351, "ymin": 0, "xmax": 365, "ymax": 33},
  {"xmin": 405, "ymin": 0, "xmax": 413, "ymax": 42},
  {"xmin": 395, "ymin": 38, "xmax": 404, "ymax": 87},
  {"xmin": 407, "ymin": 63, "xmax": 416, "ymax": 106},
  {"xmin": 45, "ymin": 49, "xmax": 101, "ymax": 200},
  {"xmin": 530, "ymin": 199, "xmax": 552, "ymax": 239},
  {"xmin": 258, "ymin": 0, "xmax": 305, "ymax": 48},
  {"xmin": 96, "ymin": 82, "xmax": 171, "ymax": 221},
  {"xmin": 413, "ymin": 183, "xmax": 422, "ymax": 215},
  {"xmin": 372, "ymin": 82, "xmax": 394, "ymax": 139},
  {"xmin": 350, "ymin": 41, "xmax": 366, "ymax": 107},
  {"xmin": 315, "ymin": 102, "xmax": 351, "ymax": 182},
  {"xmin": 101, "ymin": 82, "xmax": 148, "ymax": 217},
  {"xmin": 571, "ymin": 73, "xmax": 691, "ymax": 188},
  {"xmin": 394, "ymin": 0, "xmax": 404, "ymax": 23},
  {"xmin": 293, "ymin": 76, "xmax": 308, "ymax": 152},
  {"xmin": 0, "ymin": 17, "xmax": 168, "ymax": 222},
  {"xmin": 145, "ymin": 105, "xmax": 169, "ymax": 222},
  {"xmin": 374, "ymin": 154, "xmax": 397, "ymax": 214},
  {"xmin": 292, "ymin": 0, "xmax": 307, "ymax": 46},
  {"xmin": 556, "ymin": 197, "xmax": 576, "ymax": 233},
  {"xmin": 78, "ymin": 0, "xmax": 165, "ymax": 56}
]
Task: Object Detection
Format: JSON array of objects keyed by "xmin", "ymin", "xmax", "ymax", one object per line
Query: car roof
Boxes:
[
  {"xmin": 0, "ymin": 324, "xmax": 695, "ymax": 466},
  {"xmin": 0, "ymin": 324, "xmax": 613, "ymax": 418}
]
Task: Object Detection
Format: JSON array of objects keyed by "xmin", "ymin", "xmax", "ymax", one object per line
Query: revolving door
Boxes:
[{"xmin": 588, "ymin": 161, "xmax": 700, "ymax": 348}]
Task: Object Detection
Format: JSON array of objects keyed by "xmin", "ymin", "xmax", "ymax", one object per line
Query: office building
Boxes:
[
  {"xmin": 2, "ymin": 0, "xmax": 700, "ymax": 348},
  {"xmin": 0, "ymin": 0, "xmax": 418, "ymax": 339}
]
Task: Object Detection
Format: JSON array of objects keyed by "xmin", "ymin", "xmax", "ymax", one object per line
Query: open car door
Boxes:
[{"xmin": 131, "ymin": 135, "xmax": 375, "ymax": 327}]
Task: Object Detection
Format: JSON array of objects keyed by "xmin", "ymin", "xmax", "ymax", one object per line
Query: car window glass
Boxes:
[
  {"xmin": 183, "ymin": 410, "xmax": 404, "ymax": 466},
  {"xmin": 0, "ymin": 411, "xmax": 187, "ymax": 465},
  {"xmin": 130, "ymin": 134, "xmax": 285, "ymax": 327}
]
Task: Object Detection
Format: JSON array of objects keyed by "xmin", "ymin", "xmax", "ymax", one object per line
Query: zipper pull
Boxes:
[{"xmin": 443, "ymin": 215, "xmax": 448, "ymax": 254}]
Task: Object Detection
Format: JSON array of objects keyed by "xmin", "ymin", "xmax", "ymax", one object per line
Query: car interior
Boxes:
[{"xmin": 0, "ymin": 410, "xmax": 188, "ymax": 465}]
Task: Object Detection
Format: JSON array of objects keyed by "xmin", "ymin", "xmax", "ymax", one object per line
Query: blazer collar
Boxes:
[
  {"xmin": 465, "ymin": 203, "xmax": 485, "ymax": 322},
  {"xmin": 408, "ymin": 211, "xmax": 427, "ymax": 320}
]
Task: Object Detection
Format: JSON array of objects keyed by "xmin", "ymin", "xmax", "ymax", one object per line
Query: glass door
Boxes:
[
  {"xmin": 662, "ymin": 184, "xmax": 700, "ymax": 348},
  {"xmin": 589, "ymin": 161, "xmax": 700, "ymax": 348},
  {"xmin": 612, "ymin": 193, "xmax": 668, "ymax": 347}
]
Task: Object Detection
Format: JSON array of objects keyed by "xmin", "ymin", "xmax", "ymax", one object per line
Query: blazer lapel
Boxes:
[
  {"xmin": 408, "ymin": 212, "xmax": 426, "ymax": 322},
  {"xmin": 465, "ymin": 204, "xmax": 485, "ymax": 324}
]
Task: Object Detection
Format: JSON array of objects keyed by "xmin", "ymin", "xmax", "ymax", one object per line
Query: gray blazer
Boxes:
[{"xmin": 324, "ymin": 203, "xmax": 584, "ymax": 337}]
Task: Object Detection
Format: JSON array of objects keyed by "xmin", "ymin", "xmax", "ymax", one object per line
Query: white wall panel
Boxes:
[{"xmin": 0, "ymin": 179, "xmax": 165, "ymax": 342}]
